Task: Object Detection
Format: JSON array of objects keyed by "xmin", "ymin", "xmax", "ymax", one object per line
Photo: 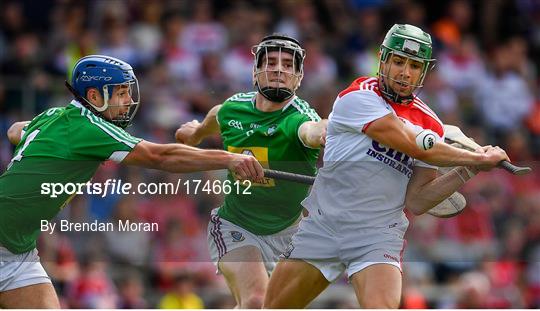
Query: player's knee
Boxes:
[{"xmin": 241, "ymin": 291, "xmax": 265, "ymax": 308}]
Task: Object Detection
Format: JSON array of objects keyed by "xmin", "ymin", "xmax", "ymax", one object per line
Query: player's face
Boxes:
[
  {"xmin": 256, "ymin": 50, "xmax": 301, "ymax": 93},
  {"xmin": 381, "ymin": 54, "xmax": 424, "ymax": 97},
  {"xmin": 105, "ymin": 85, "xmax": 132, "ymax": 119}
]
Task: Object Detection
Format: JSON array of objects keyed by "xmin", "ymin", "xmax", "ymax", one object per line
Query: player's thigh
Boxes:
[
  {"xmin": 0, "ymin": 283, "xmax": 60, "ymax": 308},
  {"xmin": 218, "ymin": 245, "xmax": 269, "ymax": 303},
  {"xmin": 350, "ymin": 263, "xmax": 402, "ymax": 309},
  {"xmin": 263, "ymin": 259, "xmax": 330, "ymax": 309}
]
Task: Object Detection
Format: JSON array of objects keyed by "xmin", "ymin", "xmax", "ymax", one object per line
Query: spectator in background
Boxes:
[
  {"xmin": 301, "ymin": 35, "xmax": 337, "ymax": 92},
  {"xmin": 129, "ymin": 0, "xmax": 163, "ymax": 68},
  {"xmin": 526, "ymin": 246, "xmax": 540, "ymax": 308},
  {"xmin": 180, "ymin": 0, "xmax": 227, "ymax": 55},
  {"xmin": 421, "ymin": 69, "xmax": 460, "ymax": 124},
  {"xmin": 59, "ymin": 29, "xmax": 98, "ymax": 82},
  {"xmin": 116, "ymin": 271, "xmax": 147, "ymax": 309},
  {"xmin": 66, "ymin": 256, "xmax": 118, "ymax": 309},
  {"xmin": 1, "ymin": 32, "xmax": 42, "ymax": 76},
  {"xmin": 161, "ymin": 11, "xmax": 201, "ymax": 84},
  {"xmin": 275, "ymin": 0, "xmax": 321, "ymax": 39},
  {"xmin": 222, "ymin": 28, "xmax": 265, "ymax": 90},
  {"xmin": 506, "ymin": 36, "xmax": 538, "ymax": 90},
  {"xmin": 38, "ymin": 231, "xmax": 80, "ymax": 302},
  {"xmin": 435, "ymin": 0, "xmax": 474, "ymax": 36},
  {"xmin": 1, "ymin": 2, "xmax": 27, "ymax": 42},
  {"xmin": 151, "ymin": 218, "xmax": 208, "ymax": 290},
  {"xmin": 474, "ymin": 40, "xmax": 534, "ymax": 143},
  {"xmin": 103, "ymin": 196, "xmax": 152, "ymax": 267},
  {"xmin": 99, "ymin": 18, "xmax": 139, "ymax": 67},
  {"xmin": 158, "ymin": 273, "xmax": 204, "ymax": 309},
  {"xmin": 48, "ymin": 3, "xmax": 92, "ymax": 78},
  {"xmin": 436, "ymin": 35, "xmax": 486, "ymax": 94},
  {"xmin": 454, "ymin": 271, "xmax": 491, "ymax": 308},
  {"xmin": 348, "ymin": 6, "xmax": 383, "ymax": 77}
]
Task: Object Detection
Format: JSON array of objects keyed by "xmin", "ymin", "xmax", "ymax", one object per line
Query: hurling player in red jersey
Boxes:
[{"xmin": 263, "ymin": 24, "xmax": 509, "ymax": 308}]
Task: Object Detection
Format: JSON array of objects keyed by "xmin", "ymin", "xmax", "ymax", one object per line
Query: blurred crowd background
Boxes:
[{"xmin": 1, "ymin": 0, "xmax": 540, "ymax": 308}]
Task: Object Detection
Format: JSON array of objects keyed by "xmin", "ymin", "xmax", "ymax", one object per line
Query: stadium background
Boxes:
[{"xmin": 1, "ymin": 0, "xmax": 539, "ymax": 308}]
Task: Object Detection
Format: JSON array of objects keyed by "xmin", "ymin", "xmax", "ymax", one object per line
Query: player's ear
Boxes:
[{"xmin": 86, "ymin": 88, "xmax": 102, "ymax": 107}]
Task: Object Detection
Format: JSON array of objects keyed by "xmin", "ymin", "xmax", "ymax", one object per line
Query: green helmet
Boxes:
[{"xmin": 378, "ymin": 24, "xmax": 436, "ymax": 103}]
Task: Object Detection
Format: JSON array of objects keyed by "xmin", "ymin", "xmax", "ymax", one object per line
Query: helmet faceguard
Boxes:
[
  {"xmin": 378, "ymin": 24, "xmax": 436, "ymax": 104},
  {"xmin": 66, "ymin": 55, "xmax": 140, "ymax": 128},
  {"xmin": 252, "ymin": 34, "xmax": 305, "ymax": 103}
]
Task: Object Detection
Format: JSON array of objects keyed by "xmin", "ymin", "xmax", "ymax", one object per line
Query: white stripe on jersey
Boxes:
[
  {"xmin": 108, "ymin": 151, "xmax": 130, "ymax": 162},
  {"xmin": 227, "ymin": 92, "xmax": 256, "ymax": 102},
  {"xmin": 413, "ymin": 98, "xmax": 439, "ymax": 119},
  {"xmin": 83, "ymin": 110, "xmax": 137, "ymax": 148},
  {"xmin": 412, "ymin": 100, "xmax": 444, "ymax": 127},
  {"xmin": 70, "ymin": 100, "xmax": 140, "ymax": 147},
  {"xmin": 360, "ymin": 78, "xmax": 378, "ymax": 91},
  {"xmin": 291, "ymin": 99, "xmax": 320, "ymax": 121},
  {"xmin": 86, "ymin": 111, "xmax": 139, "ymax": 145}
]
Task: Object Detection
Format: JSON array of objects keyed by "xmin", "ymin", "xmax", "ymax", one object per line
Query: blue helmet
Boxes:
[{"xmin": 68, "ymin": 55, "xmax": 140, "ymax": 128}]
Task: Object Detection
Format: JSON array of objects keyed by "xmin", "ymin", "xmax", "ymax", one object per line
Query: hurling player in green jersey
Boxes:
[
  {"xmin": 0, "ymin": 55, "xmax": 263, "ymax": 308},
  {"xmin": 175, "ymin": 34, "xmax": 327, "ymax": 308}
]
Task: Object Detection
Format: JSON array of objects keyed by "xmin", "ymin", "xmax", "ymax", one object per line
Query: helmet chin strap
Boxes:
[{"xmin": 379, "ymin": 75, "xmax": 414, "ymax": 105}]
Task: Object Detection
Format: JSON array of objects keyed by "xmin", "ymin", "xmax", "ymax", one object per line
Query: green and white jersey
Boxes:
[
  {"xmin": 217, "ymin": 92, "xmax": 320, "ymax": 235},
  {"xmin": 0, "ymin": 100, "xmax": 141, "ymax": 254}
]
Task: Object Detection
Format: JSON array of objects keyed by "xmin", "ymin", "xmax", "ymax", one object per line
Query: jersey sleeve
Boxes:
[
  {"xmin": 216, "ymin": 101, "xmax": 229, "ymax": 130},
  {"xmin": 283, "ymin": 106, "xmax": 321, "ymax": 149},
  {"xmin": 70, "ymin": 113, "xmax": 142, "ymax": 163},
  {"xmin": 330, "ymin": 90, "xmax": 392, "ymax": 133}
]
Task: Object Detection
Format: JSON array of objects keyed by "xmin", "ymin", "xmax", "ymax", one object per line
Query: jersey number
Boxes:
[{"xmin": 7, "ymin": 129, "xmax": 40, "ymax": 170}]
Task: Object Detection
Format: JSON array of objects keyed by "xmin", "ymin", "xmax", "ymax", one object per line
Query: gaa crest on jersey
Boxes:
[
  {"xmin": 231, "ymin": 231, "xmax": 245, "ymax": 242},
  {"xmin": 228, "ymin": 119, "xmax": 243, "ymax": 130},
  {"xmin": 265, "ymin": 124, "xmax": 277, "ymax": 136}
]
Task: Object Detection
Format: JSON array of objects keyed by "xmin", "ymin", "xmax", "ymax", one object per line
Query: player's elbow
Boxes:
[
  {"xmin": 7, "ymin": 122, "xmax": 25, "ymax": 145},
  {"xmin": 7, "ymin": 126, "xmax": 17, "ymax": 145}
]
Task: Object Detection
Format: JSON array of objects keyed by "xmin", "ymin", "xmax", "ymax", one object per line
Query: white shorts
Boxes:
[
  {"xmin": 283, "ymin": 212, "xmax": 407, "ymax": 282},
  {"xmin": 0, "ymin": 246, "xmax": 51, "ymax": 291},
  {"xmin": 207, "ymin": 208, "xmax": 299, "ymax": 273}
]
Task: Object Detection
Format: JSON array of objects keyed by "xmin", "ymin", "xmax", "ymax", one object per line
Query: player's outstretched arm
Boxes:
[
  {"xmin": 122, "ymin": 140, "xmax": 263, "ymax": 180},
  {"xmin": 364, "ymin": 114, "xmax": 509, "ymax": 168},
  {"xmin": 175, "ymin": 104, "xmax": 222, "ymax": 146},
  {"xmin": 299, "ymin": 119, "xmax": 328, "ymax": 148},
  {"xmin": 7, "ymin": 121, "xmax": 30, "ymax": 145}
]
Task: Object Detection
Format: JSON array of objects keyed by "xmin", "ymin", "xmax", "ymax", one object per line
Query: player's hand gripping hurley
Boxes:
[{"xmin": 444, "ymin": 125, "xmax": 531, "ymax": 175}]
